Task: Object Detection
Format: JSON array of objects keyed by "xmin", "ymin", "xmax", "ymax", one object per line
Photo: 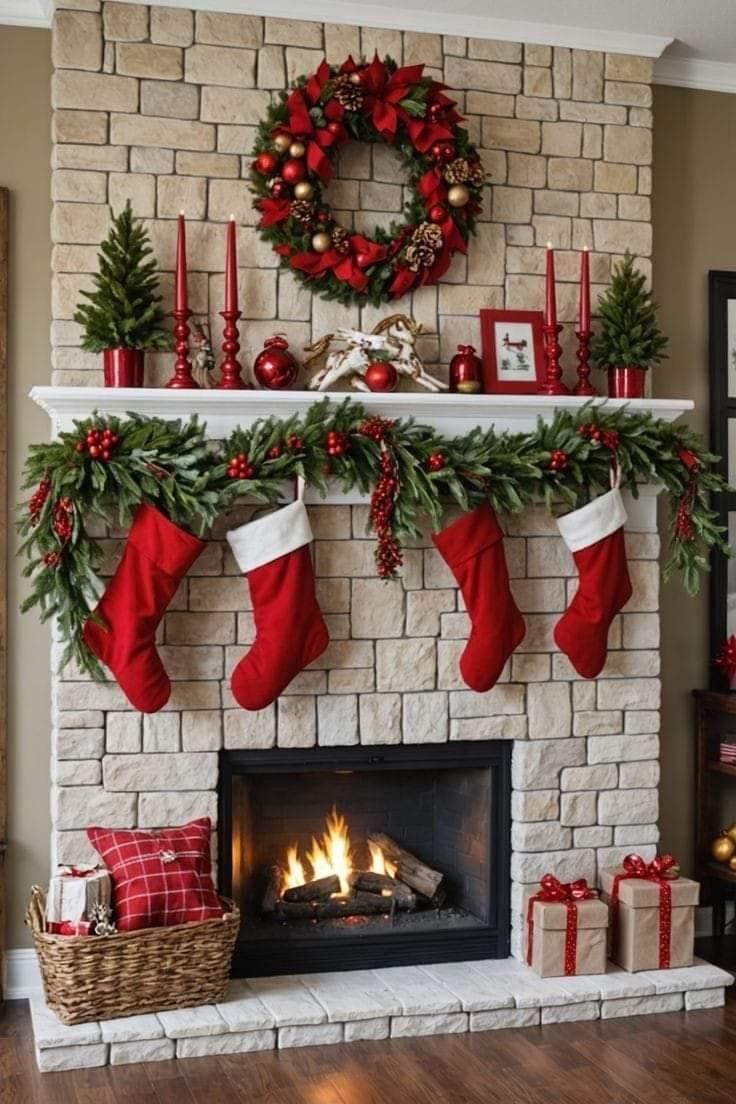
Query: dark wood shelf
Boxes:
[
  {"xmin": 694, "ymin": 689, "xmax": 736, "ymax": 715},
  {"xmin": 705, "ymin": 861, "xmax": 736, "ymax": 884},
  {"xmin": 707, "ymin": 761, "xmax": 736, "ymax": 777}
]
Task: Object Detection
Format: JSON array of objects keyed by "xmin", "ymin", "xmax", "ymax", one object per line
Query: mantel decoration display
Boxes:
[
  {"xmin": 19, "ymin": 400, "xmax": 732, "ymax": 691},
  {"xmin": 250, "ymin": 53, "xmax": 484, "ymax": 307}
]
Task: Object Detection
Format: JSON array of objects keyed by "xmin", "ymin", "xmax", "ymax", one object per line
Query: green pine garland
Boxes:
[
  {"xmin": 18, "ymin": 399, "xmax": 731, "ymax": 677},
  {"xmin": 74, "ymin": 200, "xmax": 173, "ymax": 354},
  {"xmin": 591, "ymin": 252, "xmax": 669, "ymax": 371}
]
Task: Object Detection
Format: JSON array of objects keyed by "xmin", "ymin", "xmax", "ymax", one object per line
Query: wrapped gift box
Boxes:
[
  {"xmin": 46, "ymin": 865, "xmax": 111, "ymax": 926},
  {"xmin": 524, "ymin": 884, "xmax": 608, "ymax": 978},
  {"xmin": 600, "ymin": 865, "xmax": 699, "ymax": 972}
]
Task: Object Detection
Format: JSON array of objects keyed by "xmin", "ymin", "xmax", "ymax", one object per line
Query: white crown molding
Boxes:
[
  {"xmin": 654, "ymin": 54, "xmax": 736, "ymax": 94},
  {"xmin": 4, "ymin": 948, "xmax": 41, "ymax": 1000},
  {"xmin": 0, "ymin": 0, "xmax": 52, "ymax": 27}
]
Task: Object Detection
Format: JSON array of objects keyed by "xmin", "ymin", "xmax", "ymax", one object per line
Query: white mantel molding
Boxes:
[
  {"xmin": 2, "ymin": 0, "xmax": 673, "ymax": 59},
  {"xmin": 30, "ymin": 388, "xmax": 692, "ymax": 507}
]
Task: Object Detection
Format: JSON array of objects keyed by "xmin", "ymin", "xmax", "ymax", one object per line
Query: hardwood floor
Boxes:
[{"xmin": 4, "ymin": 996, "xmax": 736, "ymax": 1104}]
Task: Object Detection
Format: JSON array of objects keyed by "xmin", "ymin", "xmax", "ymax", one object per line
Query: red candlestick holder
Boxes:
[
  {"xmin": 215, "ymin": 307, "xmax": 249, "ymax": 389},
  {"xmin": 165, "ymin": 306, "xmax": 199, "ymax": 389},
  {"xmin": 538, "ymin": 322, "xmax": 569, "ymax": 395},
  {"xmin": 573, "ymin": 328, "xmax": 597, "ymax": 396}
]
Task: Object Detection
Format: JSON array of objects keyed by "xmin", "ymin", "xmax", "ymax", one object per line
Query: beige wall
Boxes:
[
  {"xmin": 0, "ymin": 26, "xmax": 51, "ymax": 949},
  {"xmin": 653, "ymin": 85, "xmax": 736, "ymax": 873}
]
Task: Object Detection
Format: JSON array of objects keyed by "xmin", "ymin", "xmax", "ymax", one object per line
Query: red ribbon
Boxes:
[
  {"xmin": 290, "ymin": 234, "xmax": 387, "ymax": 292},
  {"xmin": 285, "ymin": 86, "xmax": 336, "ymax": 183},
  {"xmin": 257, "ymin": 197, "xmax": 292, "ymax": 228},
  {"xmin": 59, "ymin": 865, "xmax": 100, "ymax": 878},
  {"xmin": 526, "ymin": 874, "xmax": 598, "ymax": 976},
  {"xmin": 610, "ymin": 852, "xmax": 678, "ymax": 968}
]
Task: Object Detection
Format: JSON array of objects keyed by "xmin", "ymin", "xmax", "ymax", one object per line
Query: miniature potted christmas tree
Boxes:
[
  {"xmin": 591, "ymin": 252, "xmax": 668, "ymax": 398},
  {"xmin": 75, "ymin": 200, "xmax": 173, "ymax": 387}
]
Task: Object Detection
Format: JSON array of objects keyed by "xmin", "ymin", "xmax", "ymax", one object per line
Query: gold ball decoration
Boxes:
[
  {"xmin": 726, "ymin": 823, "xmax": 736, "ymax": 844},
  {"xmin": 447, "ymin": 184, "xmax": 470, "ymax": 208},
  {"xmin": 294, "ymin": 181, "xmax": 315, "ymax": 200},
  {"xmin": 729, "ymin": 855, "xmax": 736, "ymax": 872},
  {"xmin": 289, "ymin": 141, "xmax": 306, "ymax": 159},
  {"xmin": 349, "ymin": 72, "xmax": 361, "ymax": 85},
  {"xmin": 710, "ymin": 832, "xmax": 736, "ymax": 863},
  {"xmin": 273, "ymin": 133, "xmax": 291, "ymax": 153},
  {"xmin": 311, "ymin": 231, "xmax": 332, "ymax": 254}
]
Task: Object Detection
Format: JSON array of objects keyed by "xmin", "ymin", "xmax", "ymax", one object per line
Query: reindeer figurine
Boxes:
[{"xmin": 304, "ymin": 314, "xmax": 448, "ymax": 393}]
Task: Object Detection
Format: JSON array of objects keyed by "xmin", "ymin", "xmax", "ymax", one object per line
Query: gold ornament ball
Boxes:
[
  {"xmin": 273, "ymin": 134, "xmax": 290, "ymax": 153},
  {"xmin": 729, "ymin": 855, "xmax": 736, "ymax": 872},
  {"xmin": 349, "ymin": 72, "xmax": 361, "ymax": 85},
  {"xmin": 294, "ymin": 181, "xmax": 315, "ymax": 200},
  {"xmin": 289, "ymin": 141, "xmax": 306, "ymax": 159},
  {"xmin": 711, "ymin": 833, "xmax": 736, "ymax": 862},
  {"xmin": 311, "ymin": 231, "xmax": 332, "ymax": 254},
  {"xmin": 725, "ymin": 823, "xmax": 736, "ymax": 844},
  {"xmin": 447, "ymin": 184, "xmax": 470, "ymax": 208}
]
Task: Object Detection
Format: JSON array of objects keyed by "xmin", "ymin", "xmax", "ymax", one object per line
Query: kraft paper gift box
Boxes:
[
  {"xmin": 524, "ymin": 885, "xmax": 608, "ymax": 978},
  {"xmin": 46, "ymin": 864, "xmax": 111, "ymax": 926},
  {"xmin": 600, "ymin": 866, "xmax": 699, "ymax": 972}
]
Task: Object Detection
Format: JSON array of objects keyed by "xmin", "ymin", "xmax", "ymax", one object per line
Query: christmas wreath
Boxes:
[
  {"xmin": 250, "ymin": 54, "xmax": 484, "ymax": 307},
  {"xmin": 19, "ymin": 401, "xmax": 730, "ymax": 677}
]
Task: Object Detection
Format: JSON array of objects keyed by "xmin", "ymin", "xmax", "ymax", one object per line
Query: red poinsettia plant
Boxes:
[
  {"xmin": 250, "ymin": 53, "xmax": 485, "ymax": 307},
  {"xmin": 715, "ymin": 635, "xmax": 736, "ymax": 686}
]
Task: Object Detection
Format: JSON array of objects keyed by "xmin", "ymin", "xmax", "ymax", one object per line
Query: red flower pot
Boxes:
[
  {"xmin": 607, "ymin": 365, "xmax": 646, "ymax": 399},
  {"xmin": 103, "ymin": 348, "xmax": 144, "ymax": 388}
]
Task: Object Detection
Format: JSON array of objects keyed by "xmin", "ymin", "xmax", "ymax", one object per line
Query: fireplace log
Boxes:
[
  {"xmin": 262, "ymin": 865, "xmax": 283, "ymax": 913},
  {"xmin": 350, "ymin": 871, "xmax": 416, "ymax": 910},
  {"xmin": 275, "ymin": 890, "xmax": 393, "ymax": 920},
  {"xmin": 282, "ymin": 874, "xmax": 341, "ymax": 903},
  {"xmin": 367, "ymin": 833, "xmax": 446, "ymax": 906}
]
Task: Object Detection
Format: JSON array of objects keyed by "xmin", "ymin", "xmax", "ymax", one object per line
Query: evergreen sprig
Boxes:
[
  {"xmin": 18, "ymin": 401, "xmax": 732, "ymax": 678},
  {"xmin": 74, "ymin": 201, "xmax": 173, "ymax": 354},
  {"xmin": 591, "ymin": 252, "xmax": 669, "ymax": 371}
]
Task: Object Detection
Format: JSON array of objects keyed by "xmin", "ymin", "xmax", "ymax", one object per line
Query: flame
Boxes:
[
  {"xmin": 368, "ymin": 841, "xmax": 397, "ymax": 880},
  {"xmin": 280, "ymin": 809, "xmax": 395, "ymax": 896}
]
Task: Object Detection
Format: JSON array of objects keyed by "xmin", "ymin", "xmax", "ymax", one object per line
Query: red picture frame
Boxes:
[{"xmin": 480, "ymin": 309, "xmax": 546, "ymax": 394}]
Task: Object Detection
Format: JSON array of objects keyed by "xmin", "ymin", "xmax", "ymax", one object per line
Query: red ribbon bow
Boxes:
[
  {"xmin": 610, "ymin": 852, "xmax": 678, "ymax": 968},
  {"xmin": 526, "ymin": 875, "xmax": 597, "ymax": 975},
  {"xmin": 290, "ymin": 234, "xmax": 387, "ymax": 292},
  {"xmin": 60, "ymin": 865, "xmax": 99, "ymax": 878}
]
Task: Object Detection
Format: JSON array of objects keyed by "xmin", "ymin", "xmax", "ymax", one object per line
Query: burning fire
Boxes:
[{"xmin": 282, "ymin": 808, "xmax": 395, "ymax": 896}]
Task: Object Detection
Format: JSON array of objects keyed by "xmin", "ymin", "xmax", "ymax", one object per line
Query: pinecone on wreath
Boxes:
[
  {"xmin": 331, "ymin": 226, "xmax": 351, "ymax": 255},
  {"xmin": 290, "ymin": 200, "xmax": 315, "ymax": 226},
  {"xmin": 333, "ymin": 73, "xmax": 363, "ymax": 110},
  {"xmin": 444, "ymin": 157, "xmax": 485, "ymax": 188},
  {"xmin": 405, "ymin": 222, "xmax": 443, "ymax": 271}
]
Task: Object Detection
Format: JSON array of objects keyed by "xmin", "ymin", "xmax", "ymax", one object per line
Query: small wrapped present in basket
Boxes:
[
  {"xmin": 600, "ymin": 853, "xmax": 699, "ymax": 972},
  {"xmin": 46, "ymin": 865, "xmax": 111, "ymax": 932},
  {"xmin": 525, "ymin": 874, "xmax": 608, "ymax": 978}
]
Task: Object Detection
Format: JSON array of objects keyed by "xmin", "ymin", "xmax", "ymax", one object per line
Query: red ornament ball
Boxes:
[
  {"xmin": 426, "ymin": 452, "xmax": 446, "ymax": 472},
  {"xmin": 431, "ymin": 140, "xmax": 455, "ymax": 162},
  {"xmin": 253, "ymin": 335, "xmax": 299, "ymax": 390},
  {"xmin": 270, "ymin": 179, "xmax": 291, "ymax": 199},
  {"xmin": 428, "ymin": 204, "xmax": 446, "ymax": 223},
  {"xmin": 427, "ymin": 103, "xmax": 444, "ymax": 122},
  {"xmin": 282, "ymin": 158, "xmax": 307, "ymax": 184},
  {"xmin": 326, "ymin": 120, "xmax": 346, "ymax": 140},
  {"xmin": 364, "ymin": 360, "xmax": 398, "ymax": 393},
  {"xmin": 255, "ymin": 151, "xmax": 279, "ymax": 176}
]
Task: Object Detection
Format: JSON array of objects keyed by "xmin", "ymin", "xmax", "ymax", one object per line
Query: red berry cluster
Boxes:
[
  {"xmin": 325, "ymin": 430, "xmax": 350, "ymax": 457},
  {"xmin": 675, "ymin": 501, "xmax": 695, "ymax": 541},
  {"xmin": 356, "ymin": 416, "xmax": 396, "ymax": 442},
  {"xmin": 227, "ymin": 453, "xmax": 255, "ymax": 480},
  {"xmin": 371, "ymin": 447, "xmax": 403, "ymax": 579},
  {"xmin": 549, "ymin": 449, "xmax": 568, "ymax": 472},
  {"xmin": 267, "ymin": 444, "xmax": 282, "ymax": 459},
  {"xmin": 43, "ymin": 551, "xmax": 62, "ymax": 568},
  {"xmin": 52, "ymin": 497, "xmax": 74, "ymax": 543},
  {"xmin": 288, "ymin": 434, "xmax": 304, "ymax": 451},
  {"xmin": 75, "ymin": 425, "xmax": 120, "ymax": 462},
  {"xmin": 426, "ymin": 451, "xmax": 446, "ymax": 473},
  {"xmin": 578, "ymin": 423, "xmax": 620, "ymax": 451},
  {"xmin": 29, "ymin": 476, "xmax": 51, "ymax": 525}
]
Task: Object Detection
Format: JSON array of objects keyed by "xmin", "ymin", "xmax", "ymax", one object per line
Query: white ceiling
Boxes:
[{"xmin": 4, "ymin": 0, "xmax": 736, "ymax": 91}]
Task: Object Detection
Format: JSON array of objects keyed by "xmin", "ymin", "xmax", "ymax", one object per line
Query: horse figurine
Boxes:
[{"xmin": 304, "ymin": 314, "xmax": 448, "ymax": 393}]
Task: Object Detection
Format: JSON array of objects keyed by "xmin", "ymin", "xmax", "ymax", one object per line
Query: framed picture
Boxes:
[
  {"xmin": 708, "ymin": 271, "xmax": 736, "ymax": 684},
  {"xmin": 480, "ymin": 309, "xmax": 545, "ymax": 394}
]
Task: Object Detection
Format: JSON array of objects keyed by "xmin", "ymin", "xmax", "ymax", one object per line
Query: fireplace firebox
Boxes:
[{"xmin": 218, "ymin": 742, "xmax": 511, "ymax": 977}]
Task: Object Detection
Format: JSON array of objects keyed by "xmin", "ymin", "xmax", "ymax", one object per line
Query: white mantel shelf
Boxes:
[{"xmin": 30, "ymin": 387, "xmax": 694, "ymax": 439}]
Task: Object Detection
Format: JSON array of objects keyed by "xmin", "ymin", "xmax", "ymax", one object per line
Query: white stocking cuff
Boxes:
[
  {"xmin": 556, "ymin": 488, "xmax": 627, "ymax": 553},
  {"xmin": 227, "ymin": 499, "xmax": 313, "ymax": 574}
]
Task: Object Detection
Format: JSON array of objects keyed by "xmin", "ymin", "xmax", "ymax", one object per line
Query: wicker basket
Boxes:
[{"xmin": 27, "ymin": 886, "xmax": 240, "ymax": 1025}]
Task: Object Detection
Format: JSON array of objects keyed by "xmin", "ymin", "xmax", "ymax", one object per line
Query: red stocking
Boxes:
[
  {"xmin": 83, "ymin": 504, "xmax": 204, "ymax": 713},
  {"xmin": 432, "ymin": 503, "xmax": 525, "ymax": 692},
  {"xmin": 227, "ymin": 496, "xmax": 328, "ymax": 710},
  {"xmin": 554, "ymin": 487, "xmax": 632, "ymax": 678}
]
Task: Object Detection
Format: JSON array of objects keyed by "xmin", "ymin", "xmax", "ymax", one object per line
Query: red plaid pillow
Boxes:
[{"xmin": 86, "ymin": 818, "xmax": 223, "ymax": 933}]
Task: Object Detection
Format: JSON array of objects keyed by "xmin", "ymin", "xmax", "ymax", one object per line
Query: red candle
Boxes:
[
  {"xmin": 579, "ymin": 246, "xmax": 590, "ymax": 331},
  {"xmin": 225, "ymin": 215, "xmax": 238, "ymax": 314},
  {"xmin": 175, "ymin": 211, "xmax": 188, "ymax": 314},
  {"xmin": 545, "ymin": 242, "xmax": 557, "ymax": 328}
]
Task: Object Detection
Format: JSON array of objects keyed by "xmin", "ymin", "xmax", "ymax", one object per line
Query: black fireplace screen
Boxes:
[{"xmin": 218, "ymin": 741, "xmax": 511, "ymax": 976}]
